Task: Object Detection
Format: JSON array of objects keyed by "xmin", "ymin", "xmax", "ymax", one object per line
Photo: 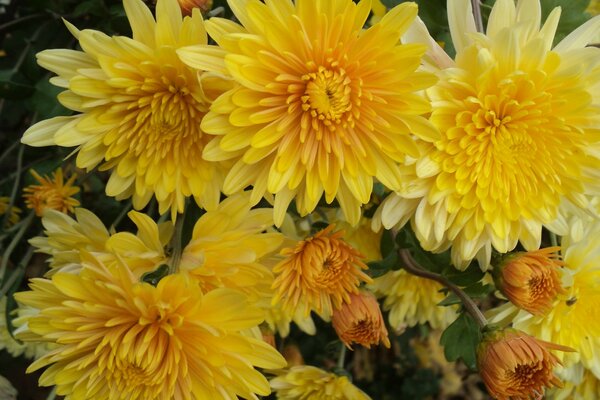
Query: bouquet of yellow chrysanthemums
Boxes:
[{"xmin": 1, "ymin": 0, "xmax": 600, "ymax": 398}]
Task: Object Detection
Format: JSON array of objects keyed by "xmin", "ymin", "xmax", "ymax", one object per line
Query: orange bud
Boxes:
[
  {"xmin": 494, "ymin": 247, "xmax": 564, "ymax": 315},
  {"xmin": 477, "ymin": 328, "xmax": 573, "ymax": 400},
  {"xmin": 177, "ymin": 0, "xmax": 212, "ymax": 16},
  {"xmin": 332, "ymin": 290, "xmax": 390, "ymax": 349}
]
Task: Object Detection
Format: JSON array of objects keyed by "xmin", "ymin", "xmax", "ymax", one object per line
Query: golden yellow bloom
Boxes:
[
  {"xmin": 178, "ymin": 0, "xmax": 437, "ymax": 226},
  {"xmin": 16, "ymin": 253, "xmax": 286, "ymax": 400},
  {"xmin": 477, "ymin": 329, "xmax": 570, "ymax": 400},
  {"xmin": 272, "ymin": 224, "xmax": 371, "ymax": 319},
  {"xmin": 21, "ymin": 0, "xmax": 231, "ymax": 220},
  {"xmin": 370, "ymin": 269, "xmax": 457, "ymax": 330},
  {"xmin": 332, "ymin": 290, "xmax": 390, "ymax": 349},
  {"xmin": 263, "ymin": 303, "xmax": 316, "ymax": 338},
  {"xmin": 494, "ymin": 247, "xmax": 565, "ymax": 316},
  {"xmin": 177, "ymin": 0, "xmax": 212, "ymax": 15},
  {"xmin": 181, "ymin": 192, "xmax": 284, "ymax": 303},
  {"xmin": 0, "ymin": 196, "xmax": 21, "ymax": 226},
  {"xmin": 376, "ymin": 0, "xmax": 600, "ymax": 268},
  {"xmin": 504, "ymin": 220, "xmax": 600, "ymax": 374},
  {"xmin": 23, "ymin": 169, "xmax": 79, "ymax": 216},
  {"xmin": 270, "ymin": 365, "xmax": 371, "ymax": 400}
]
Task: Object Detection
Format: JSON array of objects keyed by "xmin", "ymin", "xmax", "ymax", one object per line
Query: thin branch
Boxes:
[
  {"xmin": 168, "ymin": 213, "xmax": 186, "ymax": 274},
  {"xmin": 337, "ymin": 343, "xmax": 347, "ymax": 370},
  {"xmin": 471, "ymin": 0, "xmax": 484, "ymax": 33},
  {"xmin": 398, "ymin": 249, "xmax": 488, "ymax": 328}
]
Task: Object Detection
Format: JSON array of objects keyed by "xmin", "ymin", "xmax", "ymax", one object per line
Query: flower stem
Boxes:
[
  {"xmin": 471, "ymin": 0, "xmax": 484, "ymax": 33},
  {"xmin": 0, "ymin": 212, "xmax": 34, "ymax": 285},
  {"xmin": 549, "ymin": 232, "xmax": 559, "ymax": 248},
  {"xmin": 169, "ymin": 214, "xmax": 186, "ymax": 274},
  {"xmin": 337, "ymin": 342, "xmax": 347, "ymax": 370},
  {"xmin": 398, "ymin": 248, "xmax": 488, "ymax": 328}
]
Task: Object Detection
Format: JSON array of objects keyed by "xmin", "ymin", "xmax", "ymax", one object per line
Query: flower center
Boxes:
[
  {"xmin": 432, "ymin": 70, "xmax": 585, "ymax": 224},
  {"xmin": 302, "ymin": 66, "xmax": 352, "ymax": 129},
  {"xmin": 510, "ymin": 362, "xmax": 545, "ymax": 389}
]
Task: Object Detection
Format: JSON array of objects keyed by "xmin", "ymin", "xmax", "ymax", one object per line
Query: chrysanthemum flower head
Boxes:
[
  {"xmin": 270, "ymin": 365, "xmax": 371, "ymax": 400},
  {"xmin": 477, "ymin": 328, "xmax": 571, "ymax": 400},
  {"xmin": 272, "ymin": 224, "xmax": 372, "ymax": 319},
  {"xmin": 178, "ymin": 0, "xmax": 438, "ymax": 226},
  {"xmin": 369, "ymin": 269, "xmax": 457, "ymax": 331},
  {"xmin": 0, "ymin": 196, "xmax": 21, "ymax": 226},
  {"xmin": 23, "ymin": 168, "xmax": 79, "ymax": 216},
  {"xmin": 29, "ymin": 207, "xmax": 170, "ymax": 276},
  {"xmin": 180, "ymin": 192, "xmax": 284, "ymax": 303},
  {"xmin": 494, "ymin": 247, "xmax": 565, "ymax": 316},
  {"xmin": 22, "ymin": 0, "xmax": 231, "ymax": 220},
  {"xmin": 16, "ymin": 252, "xmax": 286, "ymax": 399},
  {"xmin": 502, "ymin": 220, "xmax": 600, "ymax": 376},
  {"xmin": 332, "ymin": 290, "xmax": 390, "ymax": 349},
  {"xmin": 376, "ymin": 0, "xmax": 600, "ymax": 268}
]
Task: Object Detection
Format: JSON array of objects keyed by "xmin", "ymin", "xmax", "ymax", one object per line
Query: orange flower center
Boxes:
[{"xmin": 509, "ymin": 362, "xmax": 546, "ymax": 393}]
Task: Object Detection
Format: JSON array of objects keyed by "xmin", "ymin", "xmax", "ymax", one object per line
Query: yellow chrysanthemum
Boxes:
[
  {"xmin": 180, "ymin": 193, "xmax": 284, "ymax": 303},
  {"xmin": 549, "ymin": 364, "xmax": 600, "ymax": 400},
  {"xmin": 21, "ymin": 0, "xmax": 231, "ymax": 220},
  {"xmin": 16, "ymin": 253, "xmax": 286, "ymax": 400},
  {"xmin": 178, "ymin": 0, "xmax": 438, "ymax": 226},
  {"xmin": 0, "ymin": 196, "xmax": 21, "ymax": 226},
  {"xmin": 376, "ymin": 0, "xmax": 600, "ymax": 268},
  {"xmin": 270, "ymin": 365, "xmax": 371, "ymax": 400},
  {"xmin": 272, "ymin": 224, "xmax": 372, "ymax": 320},
  {"xmin": 29, "ymin": 207, "xmax": 170, "ymax": 276},
  {"xmin": 491, "ymin": 220, "xmax": 600, "ymax": 375},
  {"xmin": 263, "ymin": 303, "xmax": 316, "ymax": 338},
  {"xmin": 370, "ymin": 270, "xmax": 457, "ymax": 330},
  {"xmin": 23, "ymin": 168, "xmax": 80, "ymax": 217}
]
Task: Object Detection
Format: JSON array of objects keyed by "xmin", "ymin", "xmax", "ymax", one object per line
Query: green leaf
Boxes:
[
  {"xmin": 440, "ymin": 313, "xmax": 482, "ymax": 370},
  {"xmin": 367, "ymin": 251, "xmax": 399, "ymax": 277},
  {"xmin": 438, "ymin": 283, "xmax": 493, "ymax": 306},
  {"xmin": 141, "ymin": 264, "xmax": 170, "ymax": 286},
  {"xmin": 28, "ymin": 79, "xmax": 71, "ymax": 120},
  {"xmin": 441, "ymin": 262, "xmax": 485, "ymax": 287},
  {"xmin": 380, "ymin": 229, "xmax": 396, "ymax": 259},
  {"xmin": 0, "ymin": 70, "xmax": 34, "ymax": 100}
]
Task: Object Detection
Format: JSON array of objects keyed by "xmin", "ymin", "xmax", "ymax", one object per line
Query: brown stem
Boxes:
[
  {"xmin": 471, "ymin": 0, "xmax": 484, "ymax": 33},
  {"xmin": 398, "ymin": 248, "xmax": 488, "ymax": 328}
]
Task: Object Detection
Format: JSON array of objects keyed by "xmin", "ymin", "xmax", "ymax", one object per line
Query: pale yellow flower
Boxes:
[
  {"xmin": 0, "ymin": 375, "xmax": 17, "ymax": 400},
  {"xmin": 370, "ymin": 269, "xmax": 457, "ymax": 330},
  {"xmin": 23, "ymin": 168, "xmax": 79, "ymax": 216},
  {"xmin": 22, "ymin": 0, "xmax": 231, "ymax": 220},
  {"xmin": 178, "ymin": 0, "xmax": 437, "ymax": 226},
  {"xmin": 376, "ymin": 0, "xmax": 600, "ymax": 268},
  {"xmin": 270, "ymin": 365, "xmax": 371, "ymax": 400},
  {"xmin": 16, "ymin": 253, "xmax": 286, "ymax": 399},
  {"xmin": 549, "ymin": 363, "xmax": 600, "ymax": 400}
]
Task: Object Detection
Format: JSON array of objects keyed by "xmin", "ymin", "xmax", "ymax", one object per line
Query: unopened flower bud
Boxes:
[
  {"xmin": 332, "ymin": 290, "xmax": 390, "ymax": 349},
  {"xmin": 177, "ymin": 0, "xmax": 212, "ymax": 16},
  {"xmin": 477, "ymin": 328, "xmax": 572, "ymax": 400},
  {"xmin": 494, "ymin": 247, "xmax": 564, "ymax": 315}
]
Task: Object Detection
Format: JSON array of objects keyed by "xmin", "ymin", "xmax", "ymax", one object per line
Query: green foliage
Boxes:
[{"xmin": 440, "ymin": 313, "xmax": 482, "ymax": 370}]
